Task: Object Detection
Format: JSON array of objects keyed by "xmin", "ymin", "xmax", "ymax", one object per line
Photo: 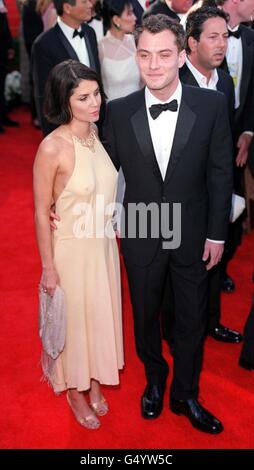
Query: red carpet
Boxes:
[{"xmin": 0, "ymin": 106, "xmax": 254, "ymax": 449}]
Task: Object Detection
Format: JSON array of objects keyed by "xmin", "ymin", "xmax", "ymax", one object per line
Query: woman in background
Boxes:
[{"xmin": 98, "ymin": 0, "xmax": 140, "ymax": 101}]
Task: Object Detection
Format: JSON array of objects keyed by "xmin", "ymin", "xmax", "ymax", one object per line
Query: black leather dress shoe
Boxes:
[
  {"xmin": 170, "ymin": 398, "xmax": 223, "ymax": 434},
  {"xmin": 141, "ymin": 384, "xmax": 164, "ymax": 419},
  {"xmin": 2, "ymin": 117, "xmax": 19, "ymax": 127},
  {"xmin": 220, "ymin": 274, "xmax": 235, "ymax": 293},
  {"xmin": 209, "ymin": 323, "xmax": 243, "ymax": 343},
  {"xmin": 239, "ymin": 357, "xmax": 254, "ymax": 371}
]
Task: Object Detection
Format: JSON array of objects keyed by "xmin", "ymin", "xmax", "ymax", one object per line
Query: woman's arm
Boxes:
[{"xmin": 33, "ymin": 138, "xmax": 60, "ymax": 295}]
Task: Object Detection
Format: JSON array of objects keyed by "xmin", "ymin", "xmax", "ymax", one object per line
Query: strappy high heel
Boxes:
[
  {"xmin": 67, "ymin": 391, "xmax": 100, "ymax": 429},
  {"xmin": 90, "ymin": 396, "xmax": 109, "ymax": 416}
]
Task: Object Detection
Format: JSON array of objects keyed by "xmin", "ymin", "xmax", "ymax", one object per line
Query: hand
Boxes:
[
  {"xmin": 202, "ymin": 240, "xmax": 224, "ymax": 271},
  {"xmin": 50, "ymin": 210, "xmax": 60, "ymax": 231},
  {"xmin": 40, "ymin": 266, "xmax": 60, "ymax": 296},
  {"xmin": 236, "ymin": 133, "xmax": 253, "ymax": 167}
]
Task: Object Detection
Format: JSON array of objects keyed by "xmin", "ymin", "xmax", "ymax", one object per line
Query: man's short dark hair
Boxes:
[
  {"xmin": 134, "ymin": 14, "xmax": 185, "ymax": 52},
  {"xmin": 186, "ymin": 6, "xmax": 229, "ymax": 54},
  {"xmin": 53, "ymin": 0, "xmax": 76, "ymax": 17},
  {"xmin": 44, "ymin": 60, "xmax": 105, "ymax": 125}
]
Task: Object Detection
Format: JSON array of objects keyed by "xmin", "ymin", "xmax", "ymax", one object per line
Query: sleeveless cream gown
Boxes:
[{"xmin": 51, "ymin": 135, "xmax": 124, "ymax": 392}]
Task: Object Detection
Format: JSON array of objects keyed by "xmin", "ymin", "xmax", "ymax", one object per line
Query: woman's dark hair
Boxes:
[
  {"xmin": 44, "ymin": 60, "xmax": 106, "ymax": 125},
  {"xmin": 102, "ymin": 0, "xmax": 132, "ymax": 32}
]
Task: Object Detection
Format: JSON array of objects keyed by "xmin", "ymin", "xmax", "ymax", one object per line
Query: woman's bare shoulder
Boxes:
[{"xmin": 35, "ymin": 129, "xmax": 72, "ymax": 165}]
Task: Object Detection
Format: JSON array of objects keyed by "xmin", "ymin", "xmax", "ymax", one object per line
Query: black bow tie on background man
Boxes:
[
  {"xmin": 73, "ymin": 29, "xmax": 84, "ymax": 39},
  {"xmin": 149, "ymin": 100, "xmax": 178, "ymax": 120},
  {"xmin": 228, "ymin": 27, "xmax": 242, "ymax": 39}
]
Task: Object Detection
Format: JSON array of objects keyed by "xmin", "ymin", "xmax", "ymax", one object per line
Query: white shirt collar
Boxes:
[
  {"xmin": 57, "ymin": 17, "xmax": 82, "ymax": 40},
  {"xmin": 186, "ymin": 57, "xmax": 218, "ymax": 89},
  {"xmin": 145, "ymin": 81, "xmax": 182, "ymax": 108}
]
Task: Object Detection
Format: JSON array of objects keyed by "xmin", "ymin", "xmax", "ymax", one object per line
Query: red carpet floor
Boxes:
[{"xmin": 0, "ymin": 106, "xmax": 254, "ymax": 449}]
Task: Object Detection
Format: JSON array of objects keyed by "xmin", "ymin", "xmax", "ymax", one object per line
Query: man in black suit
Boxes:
[
  {"xmin": 143, "ymin": 0, "xmax": 193, "ymax": 20},
  {"xmin": 216, "ymin": 0, "xmax": 254, "ymax": 291},
  {"xmin": 104, "ymin": 14, "xmax": 233, "ymax": 433},
  {"xmin": 162, "ymin": 6, "xmax": 243, "ymax": 344},
  {"xmin": 32, "ymin": 0, "xmax": 101, "ymax": 135},
  {"xmin": 0, "ymin": 3, "xmax": 19, "ymax": 133}
]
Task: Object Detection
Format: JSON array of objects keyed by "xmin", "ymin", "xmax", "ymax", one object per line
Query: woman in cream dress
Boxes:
[{"xmin": 33, "ymin": 60, "xmax": 124, "ymax": 430}]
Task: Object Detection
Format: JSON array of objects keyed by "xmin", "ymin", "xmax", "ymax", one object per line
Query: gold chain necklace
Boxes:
[{"xmin": 73, "ymin": 128, "xmax": 96, "ymax": 153}]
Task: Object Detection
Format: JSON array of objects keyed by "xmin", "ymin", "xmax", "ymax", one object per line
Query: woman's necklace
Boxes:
[{"xmin": 73, "ymin": 128, "xmax": 96, "ymax": 153}]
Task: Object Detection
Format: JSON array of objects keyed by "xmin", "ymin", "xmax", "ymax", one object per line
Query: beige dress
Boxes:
[{"xmin": 50, "ymin": 135, "xmax": 124, "ymax": 393}]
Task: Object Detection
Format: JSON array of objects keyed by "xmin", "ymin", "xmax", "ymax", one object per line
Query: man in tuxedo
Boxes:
[
  {"xmin": 216, "ymin": 0, "xmax": 254, "ymax": 291},
  {"xmin": 143, "ymin": 0, "xmax": 193, "ymax": 20},
  {"xmin": 103, "ymin": 14, "xmax": 233, "ymax": 433},
  {"xmin": 162, "ymin": 6, "xmax": 243, "ymax": 344},
  {"xmin": 32, "ymin": 0, "xmax": 100, "ymax": 135}
]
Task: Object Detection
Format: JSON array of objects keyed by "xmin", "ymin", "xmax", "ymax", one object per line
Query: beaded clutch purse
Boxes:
[{"xmin": 39, "ymin": 285, "xmax": 66, "ymax": 360}]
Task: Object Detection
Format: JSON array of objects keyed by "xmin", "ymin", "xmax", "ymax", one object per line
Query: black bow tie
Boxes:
[
  {"xmin": 73, "ymin": 29, "xmax": 84, "ymax": 39},
  {"xmin": 228, "ymin": 28, "xmax": 241, "ymax": 39},
  {"xmin": 149, "ymin": 100, "xmax": 178, "ymax": 120}
]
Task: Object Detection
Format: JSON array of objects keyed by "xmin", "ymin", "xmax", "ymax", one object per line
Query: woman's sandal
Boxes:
[
  {"xmin": 90, "ymin": 396, "xmax": 109, "ymax": 416},
  {"xmin": 67, "ymin": 392, "xmax": 100, "ymax": 429}
]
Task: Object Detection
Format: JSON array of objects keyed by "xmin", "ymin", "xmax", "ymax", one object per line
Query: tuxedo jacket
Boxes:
[
  {"xmin": 180, "ymin": 63, "xmax": 235, "ymax": 130},
  {"xmin": 220, "ymin": 25, "xmax": 254, "ymax": 136},
  {"xmin": 104, "ymin": 85, "xmax": 233, "ymax": 267},
  {"xmin": 32, "ymin": 22, "xmax": 100, "ymax": 135},
  {"xmin": 143, "ymin": 0, "xmax": 180, "ymax": 21}
]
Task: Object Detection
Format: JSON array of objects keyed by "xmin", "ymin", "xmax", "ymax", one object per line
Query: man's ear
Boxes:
[
  {"xmin": 178, "ymin": 49, "xmax": 186, "ymax": 69},
  {"xmin": 188, "ymin": 36, "xmax": 198, "ymax": 54}
]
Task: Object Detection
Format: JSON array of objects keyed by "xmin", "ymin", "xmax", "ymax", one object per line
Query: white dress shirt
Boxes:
[
  {"xmin": 145, "ymin": 82, "xmax": 182, "ymax": 180},
  {"xmin": 186, "ymin": 58, "xmax": 219, "ymax": 90},
  {"xmin": 57, "ymin": 17, "xmax": 90, "ymax": 66},
  {"xmin": 226, "ymin": 27, "xmax": 243, "ymax": 109}
]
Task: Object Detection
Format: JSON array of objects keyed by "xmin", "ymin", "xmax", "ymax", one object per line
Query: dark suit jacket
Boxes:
[
  {"xmin": 22, "ymin": 0, "xmax": 43, "ymax": 57},
  {"xmin": 32, "ymin": 22, "xmax": 101, "ymax": 135},
  {"xmin": 220, "ymin": 25, "xmax": 254, "ymax": 136},
  {"xmin": 0, "ymin": 12, "xmax": 13, "ymax": 66},
  {"xmin": 180, "ymin": 63, "xmax": 235, "ymax": 130},
  {"xmin": 131, "ymin": 0, "xmax": 144, "ymax": 25},
  {"xmin": 103, "ymin": 85, "xmax": 233, "ymax": 266},
  {"xmin": 143, "ymin": 0, "xmax": 180, "ymax": 21}
]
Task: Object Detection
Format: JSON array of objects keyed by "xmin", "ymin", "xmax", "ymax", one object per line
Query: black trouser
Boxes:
[
  {"xmin": 124, "ymin": 247, "xmax": 208, "ymax": 401},
  {"xmin": 240, "ymin": 300, "xmax": 254, "ymax": 365},
  {"xmin": 0, "ymin": 63, "xmax": 7, "ymax": 123}
]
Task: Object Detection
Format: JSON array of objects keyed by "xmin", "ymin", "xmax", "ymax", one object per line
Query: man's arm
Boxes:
[
  {"xmin": 206, "ymin": 92, "xmax": 234, "ymax": 242},
  {"xmin": 32, "ymin": 36, "xmax": 56, "ymax": 135}
]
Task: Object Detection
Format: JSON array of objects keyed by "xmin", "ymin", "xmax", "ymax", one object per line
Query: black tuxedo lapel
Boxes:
[
  {"xmin": 54, "ymin": 23, "xmax": 79, "ymax": 60},
  {"xmin": 238, "ymin": 28, "xmax": 254, "ymax": 119},
  {"xmin": 131, "ymin": 90, "xmax": 163, "ymax": 184},
  {"xmin": 81, "ymin": 24, "xmax": 96, "ymax": 70},
  {"xmin": 164, "ymin": 89, "xmax": 196, "ymax": 186},
  {"xmin": 179, "ymin": 64, "xmax": 199, "ymax": 87}
]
